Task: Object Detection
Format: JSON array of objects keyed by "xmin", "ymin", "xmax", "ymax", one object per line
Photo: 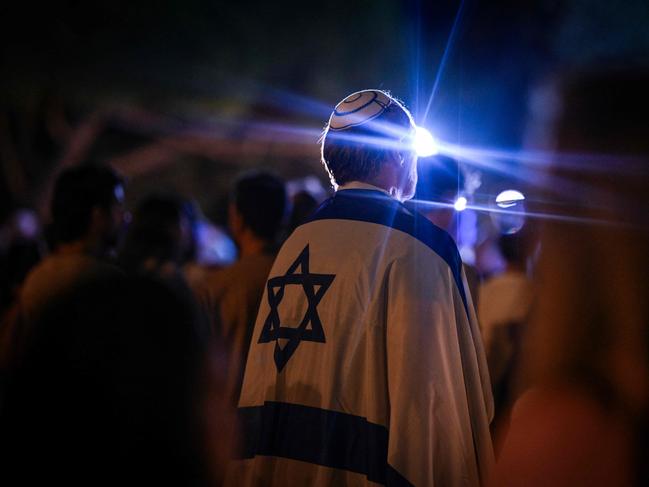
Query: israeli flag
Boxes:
[{"xmin": 226, "ymin": 187, "xmax": 494, "ymax": 486}]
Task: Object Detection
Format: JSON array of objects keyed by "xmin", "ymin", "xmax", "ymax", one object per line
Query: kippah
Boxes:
[{"xmin": 328, "ymin": 90, "xmax": 392, "ymax": 131}]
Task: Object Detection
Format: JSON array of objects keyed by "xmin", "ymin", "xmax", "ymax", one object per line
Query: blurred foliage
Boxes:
[
  {"xmin": 0, "ymin": 0, "xmax": 647, "ymax": 222},
  {"xmin": 0, "ymin": 0, "xmax": 407, "ymax": 104}
]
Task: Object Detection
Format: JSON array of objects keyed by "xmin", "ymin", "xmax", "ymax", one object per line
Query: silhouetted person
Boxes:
[
  {"xmin": 478, "ymin": 230, "xmax": 535, "ymax": 428},
  {"xmin": 119, "ymin": 193, "xmax": 193, "ymax": 281},
  {"xmin": 20, "ymin": 165, "xmax": 125, "ymax": 318},
  {"xmin": 198, "ymin": 171, "xmax": 288, "ymax": 404},
  {"xmin": 287, "ymin": 189, "xmax": 319, "ymax": 234},
  {"xmin": 0, "ymin": 274, "xmax": 235, "ymax": 486},
  {"xmin": 5, "ymin": 165, "xmax": 125, "ymax": 367},
  {"xmin": 413, "ymin": 155, "xmax": 481, "ymax": 307},
  {"xmin": 491, "ymin": 68, "xmax": 649, "ymax": 487},
  {"xmin": 119, "ymin": 193, "xmax": 215, "ymax": 341}
]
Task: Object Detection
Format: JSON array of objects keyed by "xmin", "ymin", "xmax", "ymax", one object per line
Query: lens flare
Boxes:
[
  {"xmin": 493, "ymin": 189, "xmax": 526, "ymax": 234},
  {"xmin": 414, "ymin": 126, "xmax": 439, "ymax": 157},
  {"xmin": 454, "ymin": 196, "xmax": 467, "ymax": 212},
  {"xmin": 496, "ymin": 189, "xmax": 525, "ymax": 208}
]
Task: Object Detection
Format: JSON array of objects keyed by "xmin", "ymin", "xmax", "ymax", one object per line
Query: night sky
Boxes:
[{"xmin": 1, "ymin": 0, "xmax": 648, "ymax": 220}]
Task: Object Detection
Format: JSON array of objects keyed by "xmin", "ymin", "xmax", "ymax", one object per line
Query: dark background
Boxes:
[{"xmin": 1, "ymin": 0, "xmax": 648, "ymax": 223}]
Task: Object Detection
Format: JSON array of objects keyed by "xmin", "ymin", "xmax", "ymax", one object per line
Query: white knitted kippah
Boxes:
[{"xmin": 328, "ymin": 90, "xmax": 392, "ymax": 131}]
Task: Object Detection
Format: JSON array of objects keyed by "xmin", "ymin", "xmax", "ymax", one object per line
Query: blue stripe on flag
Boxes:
[
  {"xmin": 308, "ymin": 189, "xmax": 469, "ymax": 315},
  {"xmin": 238, "ymin": 401, "xmax": 413, "ymax": 486}
]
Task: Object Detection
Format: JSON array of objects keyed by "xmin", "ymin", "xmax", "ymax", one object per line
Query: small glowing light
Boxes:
[
  {"xmin": 413, "ymin": 126, "xmax": 439, "ymax": 157},
  {"xmin": 496, "ymin": 189, "xmax": 525, "ymax": 208},
  {"xmin": 114, "ymin": 184, "xmax": 125, "ymax": 203},
  {"xmin": 493, "ymin": 189, "xmax": 526, "ymax": 234},
  {"xmin": 454, "ymin": 196, "xmax": 467, "ymax": 212}
]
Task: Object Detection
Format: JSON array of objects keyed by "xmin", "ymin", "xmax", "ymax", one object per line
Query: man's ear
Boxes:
[{"xmin": 384, "ymin": 149, "xmax": 404, "ymax": 167}]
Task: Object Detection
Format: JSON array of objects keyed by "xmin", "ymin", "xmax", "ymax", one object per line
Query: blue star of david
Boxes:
[{"xmin": 258, "ymin": 245, "xmax": 335, "ymax": 372}]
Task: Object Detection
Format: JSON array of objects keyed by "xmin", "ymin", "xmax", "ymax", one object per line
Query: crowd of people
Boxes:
[{"xmin": 0, "ymin": 67, "xmax": 647, "ymax": 486}]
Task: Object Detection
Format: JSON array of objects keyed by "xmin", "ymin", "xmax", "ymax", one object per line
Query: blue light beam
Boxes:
[{"xmin": 421, "ymin": 0, "xmax": 467, "ymax": 125}]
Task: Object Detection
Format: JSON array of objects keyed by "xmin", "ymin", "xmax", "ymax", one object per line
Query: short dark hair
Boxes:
[
  {"xmin": 232, "ymin": 171, "xmax": 287, "ymax": 241},
  {"xmin": 119, "ymin": 193, "xmax": 191, "ymax": 271},
  {"xmin": 415, "ymin": 155, "xmax": 465, "ymax": 203},
  {"xmin": 498, "ymin": 232, "xmax": 525, "ymax": 264},
  {"xmin": 321, "ymin": 101, "xmax": 414, "ymax": 188},
  {"xmin": 51, "ymin": 165, "xmax": 124, "ymax": 243}
]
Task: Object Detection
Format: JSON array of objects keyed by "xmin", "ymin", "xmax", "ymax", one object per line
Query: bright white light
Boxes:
[
  {"xmin": 496, "ymin": 189, "xmax": 525, "ymax": 208},
  {"xmin": 493, "ymin": 190, "xmax": 526, "ymax": 234},
  {"xmin": 454, "ymin": 196, "xmax": 467, "ymax": 212},
  {"xmin": 413, "ymin": 126, "xmax": 439, "ymax": 157}
]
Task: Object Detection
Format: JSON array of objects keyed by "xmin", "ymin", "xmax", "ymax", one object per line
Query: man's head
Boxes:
[
  {"xmin": 415, "ymin": 155, "xmax": 465, "ymax": 231},
  {"xmin": 50, "ymin": 165, "xmax": 125, "ymax": 252},
  {"xmin": 321, "ymin": 90, "xmax": 418, "ymax": 201},
  {"xmin": 497, "ymin": 231, "xmax": 530, "ymax": 270},
  {"xmin": 119, "ymin": 193, "xmax": 193, "ymax": 272},
  {"xmin": 229, "ymin": 171, "xmax": 288, "ymax": 248}
]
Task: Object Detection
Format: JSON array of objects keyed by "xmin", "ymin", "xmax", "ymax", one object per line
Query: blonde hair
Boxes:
[{"xmin": 320, "ymin": 91, "xmax": 415, "ymax": 189}]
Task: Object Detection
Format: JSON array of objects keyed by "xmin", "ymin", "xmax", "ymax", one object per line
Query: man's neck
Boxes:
[
  {"xmin": 238, "ymin": 234, "xmax": 270, "ymax": 259},
  {"xmin": 338, "ymin": 181, "xmax": 393, "ymax": 197}
]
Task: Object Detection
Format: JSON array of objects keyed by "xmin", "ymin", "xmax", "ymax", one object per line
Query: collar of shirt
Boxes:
[{"xmin": 337, "ymin": 181, "xmax": 392, "ymax": 197}]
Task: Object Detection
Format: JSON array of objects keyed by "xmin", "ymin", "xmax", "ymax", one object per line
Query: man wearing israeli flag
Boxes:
[{"xmin": 226, "ymin": 90, "xmax": 494, "ymax": 486}]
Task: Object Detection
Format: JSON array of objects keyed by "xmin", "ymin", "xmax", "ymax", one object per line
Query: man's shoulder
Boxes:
[
  {"xmin": 20, "ymin": 252, "xmax": 121, "ymax": 319},
  {"xmin": 23, "ymin": 252, "xmax": 117, "ymax": 288},
  {"xmin": 201, "ymin": 254, "xmax": 276, "ymax": 295},
  {"xmin": 308, "ymin": 189, "xmax": 410, "ymax": 227},
  {"xmin": 315, "ymin": 191, "xmax": 458, "ymax": 258},
  {"xmin": 307, "ymin": 189, "xmax": 452, "ymax": 243},
  {"xmin": 296, "ymin": 190, "xmax": 468, "ymax": 311}
]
